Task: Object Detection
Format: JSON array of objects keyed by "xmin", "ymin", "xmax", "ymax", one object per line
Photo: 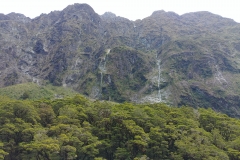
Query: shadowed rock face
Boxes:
[{"xmin": 1, "ymin": 3, "xmax": 240, "ymax": 117}]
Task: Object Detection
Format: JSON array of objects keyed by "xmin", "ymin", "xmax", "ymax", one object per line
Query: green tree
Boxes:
[
  {"xmin": 0, "ymin": 142, "xmax": 8, "ymax": 160},
  {"xmin": 20, "ymin": 128, "xmax": 60, "ymax": 160}
]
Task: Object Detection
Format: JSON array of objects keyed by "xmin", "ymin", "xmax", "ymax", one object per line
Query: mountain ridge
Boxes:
[{"xmin": 1, "ymin": 3, "xmax": 240, "ymax": 117}]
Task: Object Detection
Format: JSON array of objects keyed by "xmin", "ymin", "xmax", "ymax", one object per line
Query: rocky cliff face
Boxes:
[{"xmin": 1, "ymin": 3, "xmax": 240, "ymax": 117}]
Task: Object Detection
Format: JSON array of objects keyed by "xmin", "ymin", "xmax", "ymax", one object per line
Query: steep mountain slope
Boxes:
[{"xmin": 1, "ymin": 3, "xmax": 240, "ymax": 117}]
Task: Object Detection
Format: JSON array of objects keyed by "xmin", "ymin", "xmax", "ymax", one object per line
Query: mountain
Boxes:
[{"xmin": 1, "ymin": 3, "xmax": 240, "ymax": 117}]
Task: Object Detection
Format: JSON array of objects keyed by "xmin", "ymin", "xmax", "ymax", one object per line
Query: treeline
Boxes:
[{"xmin": 1, "ymin": 95, "xmax": 240, "ymax": 160}]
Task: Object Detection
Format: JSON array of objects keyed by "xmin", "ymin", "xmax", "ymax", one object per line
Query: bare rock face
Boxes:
[
  {"xmin": 101, "ymin": 12, "xmax": 117, "ymax": 19},
  {"xmin": 1, "ymin": 3, "xmax": 240, "ymax": 117}
]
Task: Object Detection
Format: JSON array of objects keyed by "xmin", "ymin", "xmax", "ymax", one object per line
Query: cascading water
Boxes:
[
  {"xmin": 99, "ymin": 58, "xmax": 105, "ymax": 87},
  {"xmin": 157, "ymin": 59, "xmax": 162, "ymax": 102},
  {"xmin": 156, "ymin": 28, "xmax": 164, "ymax": 102},
  {"xmin": 206, "ymin": 49, "xmax": 227, "ymax": 85},
  {"xmin": 141, "ymin": 57, "xmax": 162, "ymax": 103},
  {"xmin": 141, "ymin": 30, "xmax": 164, "ymax": 103},
  {"xmin": 99, "ymin": 49, "xmax": 111, "ymax": 88}
]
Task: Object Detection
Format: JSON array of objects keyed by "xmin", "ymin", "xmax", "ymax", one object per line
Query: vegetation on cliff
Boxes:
[{"xmin": 1, "ymin": 3, "xmax": 240, "ymax": 117}]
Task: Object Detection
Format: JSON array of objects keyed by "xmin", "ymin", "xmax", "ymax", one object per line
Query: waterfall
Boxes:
[
  {"xmin": 141, "ymin": 58, "xmax": 162, "ymax": 103},
  {"xmin": 99, "ymin": 58, "xmax": 105, "ymax": 88},
  {"xmin": 140, "ymin": 28, "xmax": 164, "ymax": 103},
  {"xmin": 99, "ymin": 49, "xmax": 111, "ymax": 88},
  {"xmin": 206, "ymin": 49, "xmax": 227, "ymax": 85},
  {"xmin": 157, "ymin": 59, "xmax": 162, "ymax": 102},
  {"xmin": 100, "ymin": 72, "xmax": 103, "ymax": 87},
  {"xmin": 215, "ymin": 65, "xmax": 227, "ymax": 84},
  {"xmin": 156, "ymin": 28, "xmax": 164, "ymax": 102}
]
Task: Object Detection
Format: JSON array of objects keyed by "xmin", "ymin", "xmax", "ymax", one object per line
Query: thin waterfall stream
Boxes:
[
  {"xmin": 99, "ymin": 49, "xmax": 111, "ymax": 88},
  {"xmin": 156, "ymin": 59, "xmax": 162, "ymax": 102},
  {"xmin": 156, "ymin": 29, "xmax": 164, "ymax": 102}
]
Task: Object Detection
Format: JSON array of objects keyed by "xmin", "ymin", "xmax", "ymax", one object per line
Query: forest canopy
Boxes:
[{"xmin": 0, "ymin": 95, "xmax": 240, "ymax": 160}]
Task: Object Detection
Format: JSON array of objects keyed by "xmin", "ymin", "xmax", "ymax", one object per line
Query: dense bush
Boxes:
[{"xmin": 0, "ymin": 95, "xmax": 240, "ymax": 159}]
